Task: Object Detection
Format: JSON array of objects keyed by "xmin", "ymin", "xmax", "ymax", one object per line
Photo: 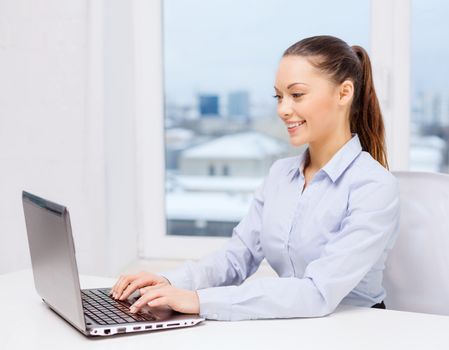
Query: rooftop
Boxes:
[{"xmin": 181, "ymin": 131, "xmax": 288, "ymax": 159}]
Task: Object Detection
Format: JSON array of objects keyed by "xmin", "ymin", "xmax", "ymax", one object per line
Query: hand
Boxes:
[
  {"xmin": 129, "ymin": 285, "xmax": 200, "ymax": 315},
  {"xmin": 110, "ymin": 271, "xmax": 171, "ymax": 301}
]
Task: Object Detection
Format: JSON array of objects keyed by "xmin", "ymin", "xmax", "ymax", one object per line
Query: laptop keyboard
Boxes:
[{"xmin": 82, "ymin": 288, "xmax": 155, "ymax": 325}]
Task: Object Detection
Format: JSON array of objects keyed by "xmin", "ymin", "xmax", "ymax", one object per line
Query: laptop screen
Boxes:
[{"xmin": 22, "ymin": 191, "xmax": 87, "ymax": 333}]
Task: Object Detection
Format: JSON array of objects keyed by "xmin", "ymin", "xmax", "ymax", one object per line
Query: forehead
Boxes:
[{"xmin": 275, "ymin": 55, "xmax": 324, "ymax": 88}]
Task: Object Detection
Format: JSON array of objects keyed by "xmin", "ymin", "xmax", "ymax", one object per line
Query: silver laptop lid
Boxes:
[{"xmin": 22, "ymin": 191, "xmax": 86, "ymax": 333}]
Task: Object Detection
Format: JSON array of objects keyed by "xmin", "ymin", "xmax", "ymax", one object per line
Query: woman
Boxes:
[{"xmin": 110, "ymin": 35, "xmax": 400, "ymax": 321}]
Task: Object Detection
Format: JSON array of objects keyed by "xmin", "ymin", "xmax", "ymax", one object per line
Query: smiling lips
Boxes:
[
  {"xmin": 287, "ymin": 120, "xmax": 306, "ymax": 134},
  {"xmin": 287, "ymin": 121, "xmax": 306, "ymax": 129}
]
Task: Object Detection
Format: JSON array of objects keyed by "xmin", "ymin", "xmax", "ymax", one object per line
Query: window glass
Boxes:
[
  {"xmin": 163, "ymin": 0, "xmax": 371, "ymax": 236},
  {"xmin": 410, "ymin": 0, "xmax": 449, "ymax": 173}
]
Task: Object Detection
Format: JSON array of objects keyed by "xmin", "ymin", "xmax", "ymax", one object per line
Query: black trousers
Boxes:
[{"xmin": 371, "ymin": 300, "xmax": 386, "ymax": 309}]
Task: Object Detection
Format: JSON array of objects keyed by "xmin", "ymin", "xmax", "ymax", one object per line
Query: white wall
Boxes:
[
  {"xmin": 103, "ymin": 0, "xmax": 140, "ymax": 276},
  {"xmin": 0, "ymin": 0, "xmax": 139, "ymax": 276}
]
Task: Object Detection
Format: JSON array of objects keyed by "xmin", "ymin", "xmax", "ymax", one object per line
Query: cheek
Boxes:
[{"xmin": 307, "ymin": 96, "xmax": 338, "ymax": 128}]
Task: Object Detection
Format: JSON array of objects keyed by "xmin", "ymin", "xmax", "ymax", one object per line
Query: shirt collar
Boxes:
[{"xmin": 287, "ymin": 133, "xmax": 363, "ymax": 183}]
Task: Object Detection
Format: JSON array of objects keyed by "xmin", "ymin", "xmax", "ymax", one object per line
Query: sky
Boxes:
[
  {"xmin": 162, "ymin": 0, "xmax": 449, "ymax": 108},
  {"xmin": 411, "ymin": 0, "xmax": 449, "ymax": 95},
  {"xmin": 162, "ymin": 0, "xmax": 370, "ymax": 106}
]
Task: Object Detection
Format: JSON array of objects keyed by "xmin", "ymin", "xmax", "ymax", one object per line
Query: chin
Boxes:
[{"xmin": 289, "ymin": 136, "xmax": 307, "ymax": 148}]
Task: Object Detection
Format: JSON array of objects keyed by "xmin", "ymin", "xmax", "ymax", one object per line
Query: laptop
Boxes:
[{"xmin": 22, "ymin": 191, "xmax": 204, "ymax": 337}]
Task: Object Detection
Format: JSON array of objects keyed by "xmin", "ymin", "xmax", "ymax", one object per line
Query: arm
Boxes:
[
  {"xmin": 160, "ymin": 174, "xmax": 268, "ymax": 291},
  {"xmin": 196, "ymin": 178, "xmax": 400, "ymax": 321}
]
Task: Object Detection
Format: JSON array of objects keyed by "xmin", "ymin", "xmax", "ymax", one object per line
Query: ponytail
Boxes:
[{"xmin": 350, "ymin": 45, "xmax": 389, "ymax": 169}]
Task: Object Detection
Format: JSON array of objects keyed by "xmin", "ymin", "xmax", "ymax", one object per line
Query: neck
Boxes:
[{"xmin": 307, "ymin": 129, "xmax": 353, "ymax": 170}]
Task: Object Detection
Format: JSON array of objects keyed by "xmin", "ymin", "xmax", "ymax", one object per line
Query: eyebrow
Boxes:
[{"xmin": 274, "ymin": 82, "xmax": 309, "ymax": 90}]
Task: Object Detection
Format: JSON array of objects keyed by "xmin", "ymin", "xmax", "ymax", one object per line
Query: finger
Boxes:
[
  {"xmin": 119, "ymin": 283, "xmax": 139, "ymax": 300},
  {"xmin": 147, "ymin": 296, "xmax": 169, "ymax": 308},
  {"xmin": 119, "ymin": 278, "xmax": 149, "ymax": 300},
  {"xmin": 110, "ymin": 276, "xmax": 125, "ymax": 297},
  {"xmin": 130, "ymin": 288, "xmax": 165, "ymax": 313},
  {"xmin": 111, "ymin": 276, "xmax": 124, "ymax": 298},
  {"xmin": 139, "ymin": 284, "xmax": 165, "ymax": 295},
  {"xmin": 139, "ymin": 287, "xmax": 150, "ymax": 296},
  {"xmin": 115, "ymin": 275, "xmax": 135, "ymax": 299}
]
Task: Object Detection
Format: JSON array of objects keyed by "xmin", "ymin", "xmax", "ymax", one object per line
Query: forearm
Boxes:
[
  {"xmin": 196, "ymin": 276, "xmax": 332, "ymax": 321},
  {"xmin": 160, "ymin": 232, "xmax": 262, "ymax": 291}
]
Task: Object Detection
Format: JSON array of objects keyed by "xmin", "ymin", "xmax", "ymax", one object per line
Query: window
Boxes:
[
  {"xmin": 135, "ymin": 0, "xmax": 390, "ymax": 259},
  {"xmin": 162, "ymin": 0, "xmax": 371, "ymax": 238},
  {"xmin": 208, "ymin": 164, "xmax": 215, "ymax": 176},
  {"xmin": 409, "ymin": 0, "xmax": 449, "ymax": 173}
]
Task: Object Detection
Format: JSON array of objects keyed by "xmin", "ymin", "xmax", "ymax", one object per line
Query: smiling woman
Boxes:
[{"xmin": 117, "ymin": 34, "xmax": 400, "ymax": 320}]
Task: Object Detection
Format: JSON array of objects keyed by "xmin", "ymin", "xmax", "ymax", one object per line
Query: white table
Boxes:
[{"xmin": 1, "ymin": 269, "xmax": 449, "ymax": 350}]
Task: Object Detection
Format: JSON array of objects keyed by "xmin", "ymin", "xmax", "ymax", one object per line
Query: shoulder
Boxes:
[
  {"xmin": 345, "ymin": 151, "xmax": 399, "ymax": 208},
  {"xmin": 351, "ymin": 151, "xmax": 398, "ymax": 187}
]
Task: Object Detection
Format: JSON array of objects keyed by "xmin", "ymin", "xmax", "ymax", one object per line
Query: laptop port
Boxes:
[
  {"xmin": 133, "ymin": 326, "xmax": 141, "ymax": 330},
  {"xmin": 156, "ymin": 324, "xmax": 163, "ymax": 328},
  {"xmin": 117, "ymin": 327, "xmax": 126, "ymax": 333},
  {"xmin": 167, "ymin": 323, "xmax": 180, "ymax": 327},
  {"xmin": 104, "ymin": 329, "xmax": 111, "ymax": 335},
  {"xmin": 145, "ymin": 325, "xmax": 152, "ymax": 329}
]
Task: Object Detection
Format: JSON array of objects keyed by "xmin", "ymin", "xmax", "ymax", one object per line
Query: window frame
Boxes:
[
  {"xmin": 371, "ymin": 0, "xmax": 411, "ymax": 171},
  {"xmin": 134, "ymin": 0, "xmax": 229, "ymax": 259},
  {"xmin": 135, "ymin": 0, "xmax": 411, "ymax": 260}
]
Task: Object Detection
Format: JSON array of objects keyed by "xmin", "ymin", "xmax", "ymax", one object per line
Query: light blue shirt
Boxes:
[{"xmin": 161, "ymin": 133, "xmax": 400, "ymax": 321}]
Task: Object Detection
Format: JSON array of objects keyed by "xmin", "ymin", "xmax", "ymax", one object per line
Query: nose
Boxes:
[{"xmin": 277, "ymin": 98, "xmax": 293, "ymax": 121}]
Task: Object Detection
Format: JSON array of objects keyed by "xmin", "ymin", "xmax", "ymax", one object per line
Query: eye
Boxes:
[
  {"xmin": 292, "ymin": 93, "xmax": 304, "ymax": 98},
  {"xmin": 272, "ymin": 94, "xmax": 282, "ymax": 101}
]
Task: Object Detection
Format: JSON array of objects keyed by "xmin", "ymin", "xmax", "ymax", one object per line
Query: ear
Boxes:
[{"xmin": 338, "ymin": 80, "xmax": 354, "ymax": 106}]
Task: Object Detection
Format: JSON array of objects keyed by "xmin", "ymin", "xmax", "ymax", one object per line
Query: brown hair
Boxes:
[{"xmin": 283, "ymin": 35, "xmax": 389, "ymax": 169}]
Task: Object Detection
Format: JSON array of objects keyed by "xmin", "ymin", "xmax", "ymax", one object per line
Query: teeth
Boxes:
[{"xmin": 287, "ymin": 121, "xmax": 305, "ymax": 129}]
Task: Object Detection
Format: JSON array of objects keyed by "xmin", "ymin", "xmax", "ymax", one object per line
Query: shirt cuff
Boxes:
[
  {"xmin": 196, "ymin": 286, "xmax": 233, "ymax": 321},
  {"xmin": 159, "ymin": 266, "xmax": 192, "ymax": 290}
]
